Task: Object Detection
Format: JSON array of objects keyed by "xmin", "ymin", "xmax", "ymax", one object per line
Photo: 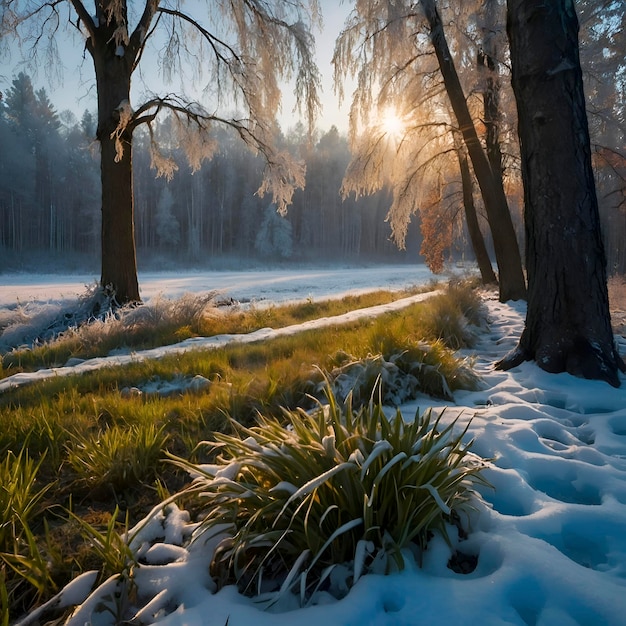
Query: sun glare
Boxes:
[{"xmin": 379, "ymin": 107, "xmax": 405, "ymax": 141}]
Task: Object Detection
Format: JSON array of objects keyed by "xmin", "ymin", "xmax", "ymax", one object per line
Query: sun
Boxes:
[{"xmin": 379, "ymin": 106, "xmax": 405, "ymax": 141}]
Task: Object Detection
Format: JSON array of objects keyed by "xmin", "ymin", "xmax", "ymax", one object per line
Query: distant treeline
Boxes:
[
  {"xmin": 2, "ymin": 71, "xmax": 623, "ymax": 275},
  {"xmin": 0, "ymin": 73, "xmax": 423, "ymax": 271}
]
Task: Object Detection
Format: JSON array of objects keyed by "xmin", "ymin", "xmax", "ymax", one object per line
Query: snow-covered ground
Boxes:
[
  {"xmin": 0, "ymin": 265, "xmax": 435, "ymax": 308},
  {"xmin": 0, "ymin": 290, "xmax": 442, "ymax": 393},
  {"xmin": 7, "ymin": 267, "xmax": 626, "ymax": 625}
]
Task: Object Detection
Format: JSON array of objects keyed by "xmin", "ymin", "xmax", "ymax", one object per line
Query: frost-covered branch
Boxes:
[
  {"xmin": 127, "ymin": 93, "xmax": 305, "ymax": 211},
  {"xmin": 67, "ymin": 0, "xmax": 95, "ymax": 40},
  {"xmin": 156, "ymin": 6, "xmax": 243, "ymax": 67}
]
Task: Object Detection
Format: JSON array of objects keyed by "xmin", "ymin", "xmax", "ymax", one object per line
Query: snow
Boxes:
[
  {"xmin": 4, "ymin": 266, "xmax": 626, "ymax": 625},
  {"xmin": 0, "ymin": 289, "xmax": 441, "ymax": 393},
  {"xmin": 0, "ymin": 265, "xmax": 434, "ymax": 308}
]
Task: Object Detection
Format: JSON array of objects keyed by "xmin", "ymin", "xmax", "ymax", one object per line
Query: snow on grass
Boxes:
[
  {"xmin": 0, "ymin": 290, "xmax": 442, "ymax": 394},
  {"xmin": 6, "ymin": 267, "xmax": 626, "ymax": 624},
  {"xmin": 47, "ymin": 296, "xmax": 626, "ymax": 624}
]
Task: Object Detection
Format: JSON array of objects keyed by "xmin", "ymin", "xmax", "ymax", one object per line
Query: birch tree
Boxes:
[
  {"xmin": 1, "ymin": 0, "xmax": 321, "ymax": 303},
  {"xmin": 334, "ymin": 0, "xmax": 526, "ymax": 301}
]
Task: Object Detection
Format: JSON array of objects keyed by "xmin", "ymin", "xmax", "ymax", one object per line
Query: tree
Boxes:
[
  {"xmin": 334, "ymin": 0, "xmax": 526, "ymax": 301},
  {"xmin": 578, "ymin": 0, "xmax": 626, "ymax": 274},
  {"xmin": 456, "ymin": 140, "xmax": 498, "ymax": 284},
  {"xmin": 419, "ymin": 0, "xmax": 525, "ymax": 300},
  {"xmin": 3, "ymin": 72, "xmax": 62, "ymax": 250},
  {"xmin": 255, "ymin": 203, "xmax": 293, "ymax": 259},
  {"xmin": 477, "ymin": 0, "xmax": 506, "ymax": 183},
  {"xmin": 155, "ymin": 186, "xmax": 180, "ymax": 248},
  {"xmin": 1, "ymin": 1, "xmax": 321, "ymax": 303},
  {"xmin": 59, "ymin": 110, "xmax": 100, "ymax": 254},
  {"xmin": 497, "ymin": 0, "xmax": 625, "ymax": 386},
  {"xmin": 0, "ymin": 81, "xmax": 36, "ymax": 253}
]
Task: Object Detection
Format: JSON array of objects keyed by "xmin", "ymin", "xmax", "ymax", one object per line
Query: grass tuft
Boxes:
[
  {"xmin": 170, "ymin": 385, "xmax": 489, "ymax": 606},
  {"xmin": 66, "ymin": 423, "xmax": 169, "ymax": 495},
  {"xmin": 0, "ymin": 447, "xmax": 55, "ymax": 616}
]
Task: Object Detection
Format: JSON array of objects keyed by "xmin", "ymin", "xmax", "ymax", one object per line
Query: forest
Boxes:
[
  {"xmin": 0, "ymin": 74, "xmax": 419, "ymax": 271},
  {"xmin": 0, "ymin": 0, "xmax": 624, "ymax": 370},
  {"xmin": 0, "ymin": 3, "xmax": 624, "ymax": 283}
]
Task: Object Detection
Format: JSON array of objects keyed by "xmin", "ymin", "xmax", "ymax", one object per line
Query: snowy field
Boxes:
[
  {"xmin": 6, "ymin": 267, "xmax": 626, "ymax": 625},
  {"xmin": 0, "ymin": 265, "xmax": 435, "ymax": 308}
]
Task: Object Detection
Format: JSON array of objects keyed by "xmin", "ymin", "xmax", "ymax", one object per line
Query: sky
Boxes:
[
  {"xmin": 1, "ymin": 0, "xmax": 354, "ymax": 133},
  {"xmin": 5, "ymin": 267, "xmax": 626, "ymax": 625}
]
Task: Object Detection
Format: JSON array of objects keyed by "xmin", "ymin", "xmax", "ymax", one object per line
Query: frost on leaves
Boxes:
[
  {"xmin": 110, "ymin": 99, "xmax": 133, "ymax": 162},
  {"xmin": 335, "ymin": 1, "xmax": 462, "ymax": 250},
  {"xmin": 257, "ymin": 149, "xmax": 306, "ymax": 215}
]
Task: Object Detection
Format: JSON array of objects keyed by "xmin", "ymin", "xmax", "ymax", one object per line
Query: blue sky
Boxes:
[{"xmin": 2, "ymin": 0, "xmax": 353, "ymax": 133}]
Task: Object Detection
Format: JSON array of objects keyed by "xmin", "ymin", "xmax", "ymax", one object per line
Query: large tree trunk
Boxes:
[
  {"xmin": 420, "ymin": 0, "xmax": 526, "ymax": 302},
  {"xmin": 457, "ymin": 146, "xmax": 498, "ymax": 285},
  {"xmin": 477, "ymin": 50, "xmax": 503, "ymax": 182},
  {"xmin": 498, "ymin": 0, "xmax": 624, "ymax": 386},
  {"xmin": 99, "ymin": 123, "xmax": 140, "ymax": 304},
  {"xmin": 90, "ymin": 13, "xmax": 140, "ymax": 305}
]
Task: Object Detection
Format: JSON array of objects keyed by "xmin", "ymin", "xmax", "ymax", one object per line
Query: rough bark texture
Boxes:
[
  {"xmin": 478, "ymin": 0, "xmax": 504, "ymax": 182},
  {"xmin": 458, "ymin": 147, "xmax": 498, "ymax": 285},
  {"xmin": 99, "ymin": 121, "xmax": 139, "ymax": 305},
  {"xmin": 499, "ymin": 0, "xmax": 624, "ymax": 386},
  {"xmin": 420, "ymin": 0, "xmax": 526, "ymax": 302},
  {"xmin": 88, "ymin": 2, "xmax": 140, "ymax": 304}
]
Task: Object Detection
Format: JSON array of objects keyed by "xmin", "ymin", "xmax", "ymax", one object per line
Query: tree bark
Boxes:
[
  {"xmin": 99, "ymin": 124, "xmax": 140, "ymax": 304},
  {"xmin": 89, "ymin": 5, "xmax": 140, "ymax": 305},
  {"xmin": 457, "ymin": 146, "xmax": 498, "ymax": 285},
  {"xmin": 478, "ymin": 0, "xmax": 504, "ymax": 182},
  {"xmin": 420, "ymin": 0, "xmax": 526, "ymax": 302},
  {"xmin": 498, "ymin": 0, "xmax": 624, "ymax": 386}
]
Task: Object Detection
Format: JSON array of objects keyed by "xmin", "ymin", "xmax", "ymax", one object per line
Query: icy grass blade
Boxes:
[
  {"xmin": 367, "ymin": 451, "xmax": 408, "ymax": 507},
  {"xmin": 270, "ymin": 481, "xmax": 299, "ymax": 496},
  {"xmin": 305, "ymin": 518, "xmax": 364, "ymax": 580},
  {"xmin": 359, "ymin": 439, "xmax": 393, "ymax": 480},
  {"xmin": 275, "ymin": 462, "xmax": 358, "ymax": 524},
  {"xmin": 279, "ymin": 549, "xmax": 311, "ymax": 596},
  {"xmin": 319, "ymin": 504, "xmax": 340, "ymax": 527},
  {"xmin": 421, "ymin": 483, "xmax": 451, "ymax": 515},
  {"xmin": 353, "ymin": 539, "xmax": 374, "ymax": 584}
]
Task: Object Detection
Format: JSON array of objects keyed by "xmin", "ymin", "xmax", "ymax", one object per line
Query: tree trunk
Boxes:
[
  {"xmin": 478, "ymin": 0, "xmax": 504, "ymax": 182},
  {"xmin": 457, "ymin": 146, "xmax": 498, "ymax": 285},
  {"xmin": 91, "ymin": 26, "xmax": 140, "ymax": 305},
  {"xmin": 420, "ymin": 0, "xmax": 526, "ymax": 302},
  {"xmin": 99, "ymin": 126, "xmax": 140, "ymax": 304},
  {"xmin": 498, "ymin": 0, "xmax": 624, "ymax": 386}
]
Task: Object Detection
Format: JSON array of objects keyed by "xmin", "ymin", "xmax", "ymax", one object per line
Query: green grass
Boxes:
[
  {"xmin": 66, "ymin": 422, "xmax": 169, "ymax": 494},
  {"xmin": 166, "ymin": 386, "xmax": 490, "ymax": 606},
  {"xmin": 0, "ymin": 448, "xmax": 55, "ymax": 617},
  {"xmin": 1, "ymin": 287, "xmax": 431, "ymax": 377},
  {"xmin": 0, "ymin": 281, "xmax": 485, "ymax": 622}
]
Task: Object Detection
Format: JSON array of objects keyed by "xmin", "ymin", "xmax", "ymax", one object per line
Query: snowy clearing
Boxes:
[
  {"xmin": 0, "ymin": 264, "xmax": 435, "ymax": 308},
  {"xmin": 5, "ymin": 267, "xmax": 626, "ymax": 625}
]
